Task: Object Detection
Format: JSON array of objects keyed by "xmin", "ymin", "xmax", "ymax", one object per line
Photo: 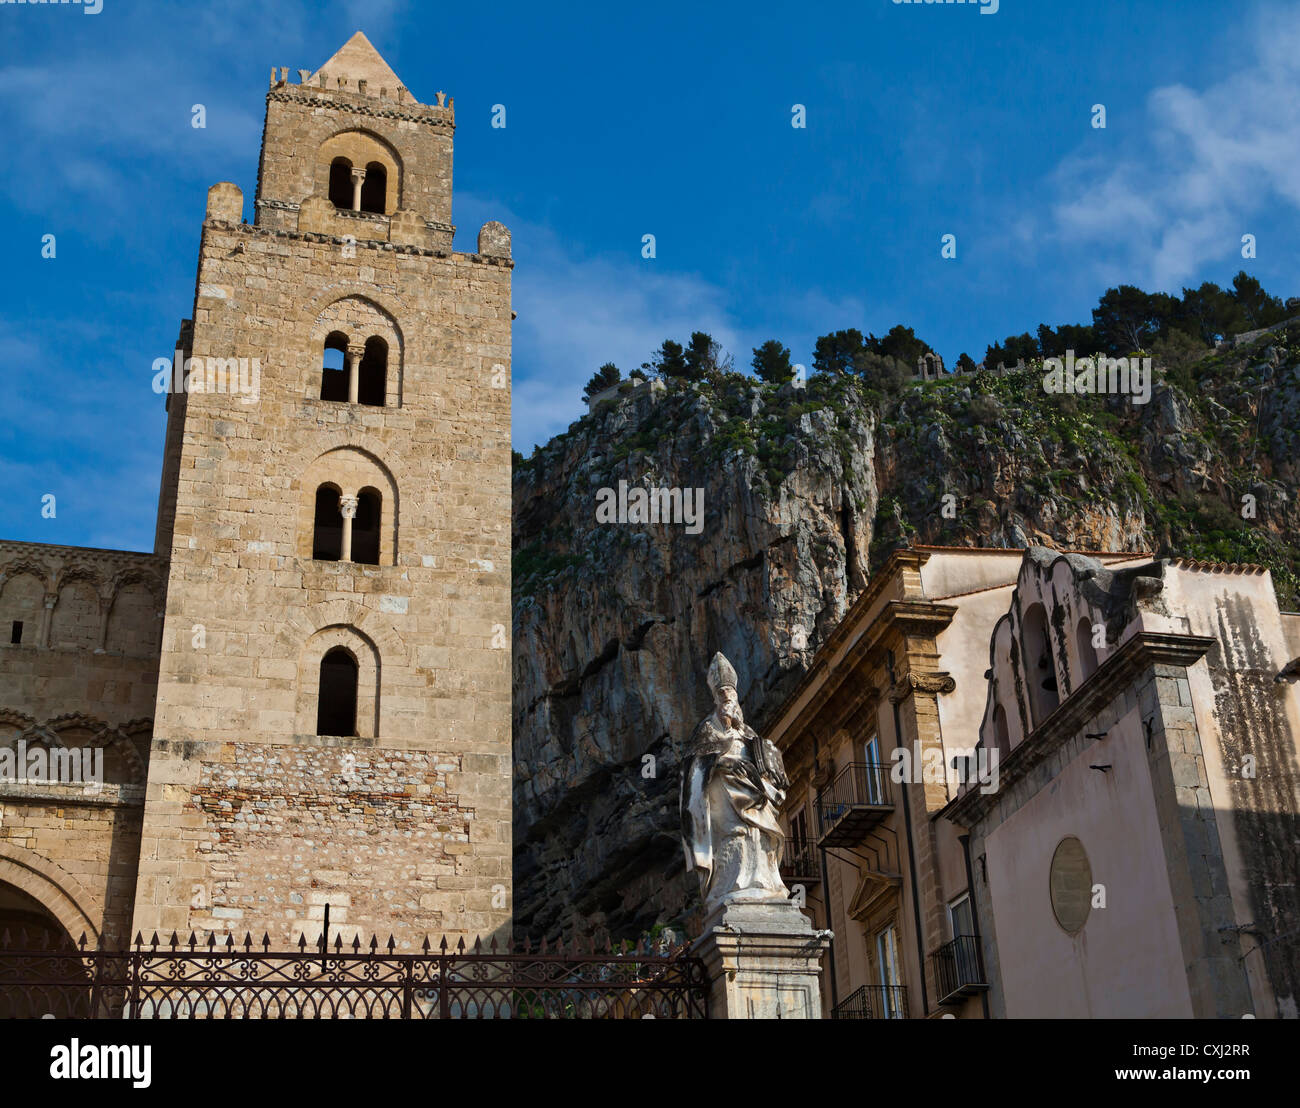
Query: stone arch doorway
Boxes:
[
  {"xmin": 0, "ymin": 880, "xmax": 92, "ymax": 1017},
  {"xmin": 0, "ymin": 881, "xmax": 78, "ymax": 946}
]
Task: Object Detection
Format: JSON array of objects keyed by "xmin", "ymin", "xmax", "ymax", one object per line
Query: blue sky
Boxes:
[{"xmin": 1, "ymin": 0, "xmax": 1296, "ymax": 552}]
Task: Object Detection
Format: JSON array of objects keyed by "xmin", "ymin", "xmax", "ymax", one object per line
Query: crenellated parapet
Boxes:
[{"xmin": 252, "ymin": 32, "xmax": 459, "ymax": 246}]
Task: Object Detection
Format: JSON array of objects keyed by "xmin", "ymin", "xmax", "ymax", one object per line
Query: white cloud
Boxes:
[
  {"xmin": 456, "ymin": 197, "xmax": 744, "ymax": 451},
  {"xmin": 1042, "ymin": 6, "xmax": 1300, "ymax": 290}
]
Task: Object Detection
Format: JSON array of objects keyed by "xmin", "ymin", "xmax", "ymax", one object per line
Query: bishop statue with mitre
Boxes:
[{"xmin": 679, "ymin": 652, "xmax": 791, "ymax": 912}]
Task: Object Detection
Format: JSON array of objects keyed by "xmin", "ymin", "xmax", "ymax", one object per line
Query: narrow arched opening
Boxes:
[
  {"xmin": 321, "ymin": 331, "xmax": 349, "ymax": 402},
  {"xmin": 317, "ymin": 647, "xmax": 358, "ymax": 737},
  {"xmin": 312, "ymin": 484, "xmax": 344, "ymax": 561},
  {"xmin": 328, "ymin": 157, "xmax": 354, "ymax": 209},
  {"xmin": 359, "ymin": 161, "xmax": 387, "ymax": 214},
  {"xmin": 1021, "ymin": 602, "xmax": 1059, "ymax": 727},
  {"xmin": 352, "ymin": 488, "xmax": 382, "ymax": 566},
  {"xmin": 357, "ymin": 336, "xmax": 387, "ymax": 407},
  {"xmin": 1077, "ymin": 616, "xmax": 1100, "ymax": 681},
  {"xmin": 992, "ymin": 703, "xmax": 1010, "ymax": 762}
]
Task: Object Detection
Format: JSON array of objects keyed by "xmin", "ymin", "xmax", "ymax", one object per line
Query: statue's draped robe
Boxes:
[{"xmin": 680, "ymin": 715, "xmax": 790, "ymax": 907}]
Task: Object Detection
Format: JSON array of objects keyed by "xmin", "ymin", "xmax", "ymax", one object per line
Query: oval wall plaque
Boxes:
[{"xmin": 1049, "ymin": 836, "xmax": 1092, "ymax": 934}]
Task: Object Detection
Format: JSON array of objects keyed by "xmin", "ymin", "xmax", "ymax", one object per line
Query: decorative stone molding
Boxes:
[
  {"xmin": 267, "ymin": 88, "xmax": 455, "ymax": 131},
  {"xmin": 692, "ymin": 900, "xmax": 831, "ymax": 1019},
  {"xmin": 888, "ymin": 671, "xmax": 956, "ymax": 703}
]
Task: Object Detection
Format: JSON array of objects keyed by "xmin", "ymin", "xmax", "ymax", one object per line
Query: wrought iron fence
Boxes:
[{"xmin": 0, "ymin": 928, "xmax": 709, "ymax": 1020}]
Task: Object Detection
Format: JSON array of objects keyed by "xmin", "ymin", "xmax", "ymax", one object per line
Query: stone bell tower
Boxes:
[{"xmin": 134, "ymin": 32, "xmax": 513, "ymax": 949}]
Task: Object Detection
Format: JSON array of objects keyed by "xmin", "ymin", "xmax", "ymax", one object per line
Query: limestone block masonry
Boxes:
[
  {"xmin": 0, "ymin": 32, "xmax": 513, "ymax": 953},
  {"xmin": 132, "ymin": 34, "xmax": 514, "ymax": 950}
]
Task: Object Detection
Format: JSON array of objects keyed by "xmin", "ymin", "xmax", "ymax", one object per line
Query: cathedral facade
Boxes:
[{"xmin": 0, "ymin": 33, "xmax": 514, "ymax": 953}]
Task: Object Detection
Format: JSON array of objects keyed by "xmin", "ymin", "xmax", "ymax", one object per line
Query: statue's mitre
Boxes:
[{"xmin": 707, "ymin": 652, "xmax": 738, "ymax": 696}]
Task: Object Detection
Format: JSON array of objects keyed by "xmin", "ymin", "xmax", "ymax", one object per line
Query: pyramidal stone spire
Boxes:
[{"xmin": 309, "ymin": 31, "xmax": 411, "ymax": 101}]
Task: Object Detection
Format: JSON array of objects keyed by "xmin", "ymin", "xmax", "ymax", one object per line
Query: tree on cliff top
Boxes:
[
  {"xmin": 582, "ymin": 362, "xmax": 621, "ymax": 400},
  {"xmin": 643, "ymin": 333, "xmax": 733, "ymax": 382},
  {"xmin": 867, "ymin": 324, "xmax": 931, "ymax": 366},
  {"xmin": 752, "ymin": 339, "xmax": 794, "ymax": 384}
]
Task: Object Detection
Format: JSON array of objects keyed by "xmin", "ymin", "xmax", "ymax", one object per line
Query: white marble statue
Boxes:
[{"xmin": 680, "ymin": 652, "xmax": 791, "ymax": 913}]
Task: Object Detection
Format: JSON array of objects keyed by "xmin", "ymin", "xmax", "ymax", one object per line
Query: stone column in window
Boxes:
[
  {"xmin": 339, "ymin": 495, "xmax": 359, "ymax": 562},
  {"xmin": 349, "ymin": 167, "xmax": 367, "ymax": 212},
  {"xmin": 345, "ymin": 342, "xmax": 366, "ymax": 405}
]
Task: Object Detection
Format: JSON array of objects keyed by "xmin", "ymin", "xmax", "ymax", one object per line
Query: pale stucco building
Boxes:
[
  {"xmin": 768, "ymin": 543, "xmax": 1300, "ymax": 1018},
  {"xmin": 766, "ymin": 545, "xmax": 1153, "ymax": 1017},
  {"xmin": 948, "ymin": 548, "xmax": 1300, "ymax": 1018}
]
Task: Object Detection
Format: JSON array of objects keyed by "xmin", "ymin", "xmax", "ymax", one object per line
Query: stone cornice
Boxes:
[
  {"xmin": 202, "ymin": 219, "xmax": 511, "ymax": 268},
  {"xmin": 877, "ymin": 599, "xmax": 958, "ymax": 638},
  {"xmin": 773, "ymin": 597, "xmax": 956, "ymax": 752},
  {"xmin": 252, "ymin": 199, "xmax": 457, "ymax": 239},
  {"xmin": 946, "ymin": 630, "xmax": 1215, "ymax": 825},
  {"xmin": 767, "ymin": 550, "xmax": 934, "ymax": 742},
  {"xmin": 0, "ymin": 540, "xmax": 164, "ymax": 565},
  {"xmin": 267, "ymin": 87, "xmax": 454, "ymax": 131},
  {"xmin": 0, "ymin": 782, "xmax": 144, "ymax": 809}
]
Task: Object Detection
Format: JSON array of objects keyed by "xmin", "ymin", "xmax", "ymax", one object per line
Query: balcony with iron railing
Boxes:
[
  {"xmin": 931, "ymin": 934, "xmax": 988, "ymax": 1006},
  {"xmin": 831, "ymin": 984, "xmax": 909, "ymax": 1019},
  {"xmin": 816, "ymin": 761, "xmax": 894, "ymax": 847},
  {"xmin": 779, "ymin": 840, "xmax": 821, "ymax": 886}
]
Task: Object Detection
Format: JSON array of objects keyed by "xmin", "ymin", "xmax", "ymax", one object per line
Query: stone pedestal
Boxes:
[{"xmin": 692, "ymin": 898, "xmax": 832, "ymax": 1019}]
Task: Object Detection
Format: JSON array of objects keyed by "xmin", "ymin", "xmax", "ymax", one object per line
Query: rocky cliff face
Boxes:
[{"xmin": 512, "ymin": 332, "xmax": 1300, "ymax": 943}]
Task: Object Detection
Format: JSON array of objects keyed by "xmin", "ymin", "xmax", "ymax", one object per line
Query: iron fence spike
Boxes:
[
  {"xmin": 206, "ymin": 933, "xmax": 216, "ymax": 949},
  {"xmin": 489, "ymin": 934, "xmax": 498, "ymax": 954},
  {"xmin": 421, "ymin": 935, "xmax": 431, "ymax": 953},
  {"xmin": 262, "ymin": 931, "xmax": 271, "ymax": 950},
  {"xmin": 539, "ymin": 936, "xmax": 548, "ymax": 955},
  {"xmin": 456, "ymin": 936, "xmax": 466, "ymax": 953},
  {"xmin": 473, "ymin": 935, "xmax": 482, "ymax": 954},
  {"xmin": 0, "ymin": 928, "xmax": 11, "ymax": 949},
  {"xmin": 188, "ymin": 931, "xmax": 197, "ymax": 950},
  {"xmin": 242, "ymin": 932, "xmax": 252, "ymax": 949},
  {"xmin": 387, "ymin": 934, "xmax": 396, "ymax": 953},
  {"xmin": 351, "ymin": 935, "xmax": 361, "ymax": 951},
  {"xmin": 17, "ymin": 926, "xmax": 29, "ymax": 948},
  {"xmin": 150, "ymin": 932, "xmax": 160, "ymax": 950},
  {"xmin": 169, "ymin": 931, "xmax": 179, "ymax": 949},
  {"xmin": 439, "ymin": 934, "xmax": 448, "ymax": 952},
  {"xmin": 333, "ymin": 934, "xmax": 343, "ymax": 951},
  {"xmin": 297, "ymin": 933, "xmax": 308, "ymax": 950}
]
